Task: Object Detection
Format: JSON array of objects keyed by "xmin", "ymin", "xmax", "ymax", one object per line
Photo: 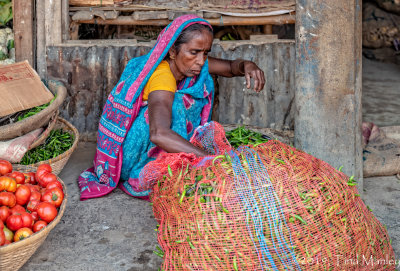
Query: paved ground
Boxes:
[
  {"xmin": 20, "ymin": 142, "xmax": 163, "ymax": 271},
  {"xmin": 362, "ymin": 57, "xmax": 400, "ymax": 127}
]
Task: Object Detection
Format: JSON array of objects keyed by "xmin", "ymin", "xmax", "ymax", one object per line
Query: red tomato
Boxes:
[
  {"xmin": 3, "ymin": 226, "xmax": 13, "ymax": 241},
  {"xmin": 0, "ymin": 160, "xmax": 12, "ymax": 176},
  {"xmin": 13, "ymin": 227, "xmax": 33, "ymax": 242},
  {"xmin": 0, "ymin": 220, "xmax": 4, "ymax": 246},
  {"xmin": 38, "ymin": 172, "xmax": 57, "ymax": 188},
  {"xmin": 26, "ymin": 199, "xmax": 40, "ymax": 212},
  {"xmin": 33, "ymin": 220, "xmax": 47, "ymax": 232},
  {"xmin": 23, "ymin": 172, "xmax": 36, "ymax": 184},
  {"xmin": 7, "ymin": 171, "xmax": 25, "ymax": 184},
  {"xmin": 0, "ymin": 206, "xmax": 11, "ymax": 222},
  {"xmin": 15, "ymin": 185, "xmax": 31, "ymax": 206},
  {"xmin": 26, "ymin": 184, "xmax": 40, "ymax": 193},
  {"xmin": 35, "ymin": 164, "xmax": 52, "ymax": 185},
  {"xmin": 10, "ymin": 205, "xmax": 26, "ymax": 215},
  {"xmin": 20, "ymin": 212, "xmax": 33, "ymax": 228},
  {"xmin": 29, "ymin": 172, "xmax": 36, "ymax": 184},
  {"xmin": 0, "ymin": 192, "xmax": 16, "ymax": 208},
  {"xmin": 30, "ymin": 211, "xmax": 38, "ymax": 222},
  {"xmin": 0, "ymin": 228, "xmax": 5, "ymax": 246},
  {"xmin": 6, "ymin": 214, "xmax": 24, "ymax": 231},
  {"xmin": 41, "ymin": 187, "xmax": 64, "ymax": 208},
  {"xmin": 30, "ymin": 191, "xmax": 42, "ymax": 202},
  {"xmin": 0, "ymin": 176, "xmax": 17, "ymax": 192},
  {"xmin": 36, "ymin": 202, "xmax": 58, "ymax": 223},
  {"xmin": 46, "ymin": 180, "xmax": 63, "ymax": 191}
]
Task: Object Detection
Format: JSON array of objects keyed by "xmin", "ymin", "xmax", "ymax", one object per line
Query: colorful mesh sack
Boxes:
[{"xmin": 140, "ymin": 122, "xmax": 396, "ymax": 270}]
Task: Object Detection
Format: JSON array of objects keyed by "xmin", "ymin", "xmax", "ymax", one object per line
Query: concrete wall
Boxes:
[{"xmin": 47, "ymin": 39, "xmax": 295, "ymax": 140}]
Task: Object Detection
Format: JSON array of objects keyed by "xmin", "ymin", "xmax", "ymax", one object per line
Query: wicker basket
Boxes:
[
  {"xmin": 0, "ymin": 171, "xmax": 67, "ymax": 271},
  {"xmin": 29, "ymin": 110, "xmax": 59, "ymax": 150},
  {"xmin": 13, "ymin": 117, "xmax": 80, "ymax": 175},
  {"xmin": 0, "ymin": 80, "xmax": 67, "ymax": 141}
]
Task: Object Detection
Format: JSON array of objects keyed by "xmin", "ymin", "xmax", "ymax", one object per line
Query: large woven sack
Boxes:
[
  {"xmin": 0, "ymin": 128, "xmax": 43, "ymax": 163},
  {"xmin": 375, "ymin": 0, "xmax": 400, "ymax": 15},
  {"xmin": 362, "ymin": 3, "xmax": 400, "ymax": 49},
  {"xmin": 141, "ymin": 122, "xmax": 396, "ymax": 270},
  {"xmin": 363, "ymin": 125, "xmax": 400, "ymax": 177},
  {"xmin": 0, "ymin": 79, "xmax": 67, "ymax": 140}
]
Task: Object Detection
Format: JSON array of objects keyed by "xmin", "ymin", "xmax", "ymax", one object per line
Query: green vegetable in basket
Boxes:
[
  {"xmin": 20, "ymin": 128, "xmax": 74, "ymax": 165},
  {"xmin": 17, "ymin": 94, "xmax": 57, "ymax": 122}
]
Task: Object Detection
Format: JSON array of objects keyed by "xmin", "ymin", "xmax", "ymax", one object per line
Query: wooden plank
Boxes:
[
  {"xmin": 36, "ymin": 0, "xmax": 46, "ymax": 77},
  {"xmin": 69, "ymin": 5, "xmax": 166, "ymax": 11},
  {"xmin": 13, "ymin": 0, "xmax": 34, "ymax": 66},
  {"xmin": 133, "ymin": 10, "xmax": 168, "ymax": 20},
  {"xmin": 62, "ymin": 0, "xmax": 70, "ymax": 41},
  {"xmin": 45, "ymin": 0, "xmax": 63, "ymax": 46},
  {"xmin": 37, "ymin": 0, "xmax": 63, "ymax": 78},
  {"xmin": 250, "ymin": 34, "xmax": 278, "ymax": 41},
  {"xmin": 74, "ymin": 14, "xmax": 295, "ymax": 26},
  {"xmin": 69, "ymin": 0, "xmax": 114, "ymax": 6}
]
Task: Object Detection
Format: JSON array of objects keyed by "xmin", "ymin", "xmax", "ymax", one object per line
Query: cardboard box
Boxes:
[{"xmin": 0, "ymin": 61, "xmax": 54, "ymax": 117}]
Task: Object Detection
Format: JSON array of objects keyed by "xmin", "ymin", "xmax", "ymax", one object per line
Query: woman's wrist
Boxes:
[{"xmin": 230, "ymin": 59, "xmax": 246, "ymax": 77}]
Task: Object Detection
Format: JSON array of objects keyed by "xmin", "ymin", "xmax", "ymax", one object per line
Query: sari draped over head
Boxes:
[{"xmin": 78, "ymin": 15, "xmax": 214, "ymax": 201}]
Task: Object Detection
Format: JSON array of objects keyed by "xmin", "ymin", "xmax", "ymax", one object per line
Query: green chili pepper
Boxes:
[
  {"xmin": 293, "ymin": 214, "xmax": 307, "ymax": 225},
  {"xmin": 187, "ymin": 237, "xmax": 196, "ymax": 250},
  {"xmin": 167, "ymin": 165, "xmax": 173, "ymax": 177},
  {"xmin": 220, "ymin": 203, "xmax": 230, "ymax": 214},
  {"xmin": 233, "ymin": 256, "xmax": 238, "ymax": 271}
]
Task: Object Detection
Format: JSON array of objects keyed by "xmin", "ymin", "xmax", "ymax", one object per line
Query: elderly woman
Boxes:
[{"xmin": 78, "ymin": 15, "xmax": 265, "ymax": 200}]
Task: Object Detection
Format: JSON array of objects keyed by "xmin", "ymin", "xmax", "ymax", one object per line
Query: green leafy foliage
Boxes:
[
  {"xmin": 0, "ymin": 50, "xmax": 6, "ymax": 60},
  {"xmin": 0, "ymin": 0, "xmax": 12, "ymax": 26},
  {"xmin": 6, "ymin": 38, "xmax": 13, "ymax": 51}
]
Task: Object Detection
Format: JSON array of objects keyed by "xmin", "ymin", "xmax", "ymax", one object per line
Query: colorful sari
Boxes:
[{"xmin": 78, "ymin": 15, "xmax": 214, "ymax": 201}]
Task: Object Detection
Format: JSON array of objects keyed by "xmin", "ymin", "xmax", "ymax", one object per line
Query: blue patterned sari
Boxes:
[{"xmin": 78, "ymin": 15, "xmax": 214, "ymax": 200}]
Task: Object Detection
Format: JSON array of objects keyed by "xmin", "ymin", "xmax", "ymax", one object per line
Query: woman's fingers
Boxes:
[
  {"xmin": 245, "ymin": 73, "xmax": 251, "ymax": 89},
  {"xmin": 243, "ymin": 62, "xmax": 265, "ymax": 92},
  {"xmin": 249, "ymin": 70, "xmax": 264, "ymax": 92},
  {"xmin": 253, "ymin": 72, "xmax": 260, "ymax": 92},
  {"xmin": 257, "ymin": 70, "xmax": 265, "ymax": 92}
]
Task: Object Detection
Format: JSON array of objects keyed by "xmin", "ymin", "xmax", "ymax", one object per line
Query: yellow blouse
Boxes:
[{"xmin": 142, "ymin": 60, "xmax": 177, "ymax": 101}]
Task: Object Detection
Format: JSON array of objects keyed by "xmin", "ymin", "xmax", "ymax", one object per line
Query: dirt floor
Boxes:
[
  {"xmin": 362, "ymin": 57, "xmax": 400, "ymax": 127},
  {"xmin": 18, "ymin": 58, "xmax": 400, "ymax": 270}
]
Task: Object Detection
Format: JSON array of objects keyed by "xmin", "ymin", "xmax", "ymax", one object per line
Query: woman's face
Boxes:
[{"xmin": 169, "ymin": 29, "xmax": 213, "ymax": 81}]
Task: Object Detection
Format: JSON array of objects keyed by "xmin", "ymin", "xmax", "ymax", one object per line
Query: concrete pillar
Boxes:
[{"xmin": 295, "ymin": 1, "xmax": 363, "ymax": 190}]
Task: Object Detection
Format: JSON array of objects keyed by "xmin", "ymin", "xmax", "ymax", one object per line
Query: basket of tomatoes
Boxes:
[{"xmin": 0, "ymin": 160, "xmax": 67, "ymax": 271}]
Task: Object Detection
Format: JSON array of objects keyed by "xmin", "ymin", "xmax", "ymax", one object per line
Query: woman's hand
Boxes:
[
  {"xmin": 208, "ymin": 57, "xmax": 265, "ymax": 92},
  {"xmin": 243, "ymin": 61, "xmax": 265, "ymax": 93}
]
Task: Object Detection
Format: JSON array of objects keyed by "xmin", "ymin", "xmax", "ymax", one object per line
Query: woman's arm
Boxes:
[
  {"xmin": 208, "ymin": 56, "xmax": 265, "ymax": 92},
  {"xmin": 148, "ymin": 90, "xmax": 208, "ymax": 156}
]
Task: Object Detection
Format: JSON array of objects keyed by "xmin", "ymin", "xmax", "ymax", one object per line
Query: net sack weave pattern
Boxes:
[{"xmin": 140, "ymin": 121, "xmax": 396, "ymax": 270}]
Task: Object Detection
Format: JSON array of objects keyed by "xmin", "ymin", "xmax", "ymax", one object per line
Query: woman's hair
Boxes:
[{"xmin": 166, "ymin": 23, "xmax": 213, "ymax": 59}]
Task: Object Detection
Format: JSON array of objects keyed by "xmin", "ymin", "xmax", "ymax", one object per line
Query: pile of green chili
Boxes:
[
  {"xmin": 20, "ymin": 129, "xmax": 74, "ymax": 165},
  {"xmin": 225, "ymin": 126, "xmax": 270, "ymax": 148}
]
